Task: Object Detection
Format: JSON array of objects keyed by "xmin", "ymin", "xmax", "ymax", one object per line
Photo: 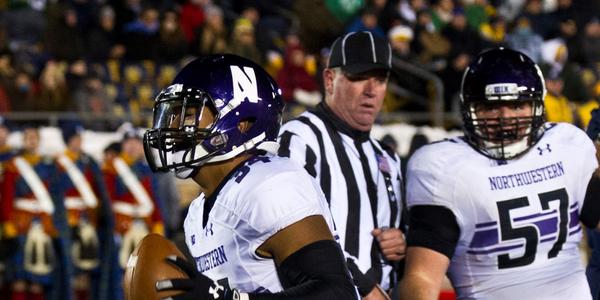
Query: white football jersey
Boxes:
[
  {"xmin": 407, "ymin": 123, "xmax": 597, "ymax": 300},
  {"xmin": 184, "ymin": 154, "xmax": 337, "ymax": 294}
]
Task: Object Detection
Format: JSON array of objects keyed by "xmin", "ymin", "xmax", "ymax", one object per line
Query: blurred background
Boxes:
[
  {"xmin": 0, "ymin": 0, "xmax": 599, "ymax": 156},
  {"xmin": 0, "ymin": 0, "xmax": 599, "ymax": 299}
]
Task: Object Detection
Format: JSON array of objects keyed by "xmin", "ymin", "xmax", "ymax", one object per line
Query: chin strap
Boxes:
[
  {"xmin": 174, "ymin": 132, "xmax": 279, "ymax": 179},
  {"xmin": 482, "ymin": 125, "xmax": 545, "ymax": 160},
  {"xmin": 207, "ymin": 132, "xmax": 278, "ymax": 163},
  {"xmin": 484, "ymin": 137, "xmax": 530, "ymax": 160}
]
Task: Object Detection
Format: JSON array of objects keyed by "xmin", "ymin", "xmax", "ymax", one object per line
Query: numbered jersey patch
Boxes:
[
  {"xmin": 407, "ymin": 123, "xmax": 596, "ymax": 300},
  {"xmin": 183, "ymin": 154, "xmax": 336, "ymax": 294}
]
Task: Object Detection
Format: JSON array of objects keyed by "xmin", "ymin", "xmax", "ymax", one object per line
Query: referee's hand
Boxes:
[{"xmin": 372, "ymin": 227, "xmax": 406, "ymax": 262}]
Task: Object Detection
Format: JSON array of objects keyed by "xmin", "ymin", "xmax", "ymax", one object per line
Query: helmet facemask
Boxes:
[
  {"xmin": 144, "ymin": 84, "xmax": 226, "ymax": 178},
  {"xmin": 462, "ymin": 88, "xmax": 545, "ymax": 160},
  {"xmin": 460, "ymin": 48, "xmax": 548, "ymax": 161}
]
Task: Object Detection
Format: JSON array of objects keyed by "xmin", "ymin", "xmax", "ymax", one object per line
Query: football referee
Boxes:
[{"xmin": 278, "ymin": 31, "xmax": 405, "ymax": 299}]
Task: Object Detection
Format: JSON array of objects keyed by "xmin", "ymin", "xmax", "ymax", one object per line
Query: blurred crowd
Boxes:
[{"xmin": 0, "ymin": 0, "xmax": 599, "ymax": 130}]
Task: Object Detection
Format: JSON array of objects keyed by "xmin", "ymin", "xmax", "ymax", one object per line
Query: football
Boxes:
[{"xmin": 123, "ymin": 233, "xmax": 189, "ymax": 300}]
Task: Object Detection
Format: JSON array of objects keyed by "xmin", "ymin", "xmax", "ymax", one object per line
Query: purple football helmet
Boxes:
[
  {"xmin": 460, "ymin": 47, "xmax": 546, "ymax": 160},
  {"xmin": 144, "ymin": 54, "xmax": 284, "ymax": 178}
]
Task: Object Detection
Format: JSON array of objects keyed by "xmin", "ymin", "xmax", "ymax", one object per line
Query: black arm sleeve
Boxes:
[
  {"xmin": 249, "ymin": 240, "xmax": 359, "ymax": 300},
  {"xmin": 345, "ymin": 259, "xmax": 376, "ymax": 296},
  {"xmin": 406, "ymin": 205, "xmax": 460, "ymax": 259},
  {"xmin": 581, "ymin": 175, "xmax": 600, "ymax": 229}
]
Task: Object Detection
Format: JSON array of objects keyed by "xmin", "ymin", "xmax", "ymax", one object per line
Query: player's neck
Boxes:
[{"xmin": 193, "ymin": 153, "xmax": 253, "ymax": 197}]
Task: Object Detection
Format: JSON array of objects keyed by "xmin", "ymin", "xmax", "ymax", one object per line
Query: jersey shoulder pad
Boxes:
[
  {"xmin": 238, "ymin": 157, "xmax": 327, "ymax": 232},
  {"xmin": 543, "ymin": 122, "xmax": 590, "ymax": 145},
  {"xmin": 406, "ymin": 138, "xmax": 475, "ymax": 210},
  {"xmin": 408, "ymin": 137, "xmax": 468, "ymax": 172}
]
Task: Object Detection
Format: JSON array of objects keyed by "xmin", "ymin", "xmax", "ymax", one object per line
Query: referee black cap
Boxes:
[{"xmin": 327, "ymin": 31, "xmax": 392, "ymax": 75}]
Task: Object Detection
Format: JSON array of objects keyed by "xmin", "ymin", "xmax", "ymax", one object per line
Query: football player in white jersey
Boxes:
[
  {"xmin": 399, "ymin": 48, "xmax": 600, "ymax": 300},
  {"xmin": 143, "ymin": 54, "xmax": 358, "ymax": 300}
]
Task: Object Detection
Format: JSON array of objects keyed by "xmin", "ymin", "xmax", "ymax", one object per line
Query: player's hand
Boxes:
[
  {"xmin": 372, "ymin": 227, "xmax": 406, "ymax": 262},
  {"xmin": 156, "ymin": 255, "xmax": 244, "ymax": 300},
  {"xmin": 586, "ymin": 108, "xmax": 600, "ymax": 141}
]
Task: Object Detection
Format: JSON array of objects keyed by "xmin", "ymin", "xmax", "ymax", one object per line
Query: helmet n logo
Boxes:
[{"xmin": 230, "ymin": 66, "xmax": 261, "ymax": 103}]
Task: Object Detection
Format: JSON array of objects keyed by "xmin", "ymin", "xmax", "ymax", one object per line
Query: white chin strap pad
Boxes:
[
  {"xmin": 170, "ymin": 143, "xmax": 210, "ymax": 179},
  {"xmin": 174, "ymin": 167, "xmax": 195, "ymax": 179},
  {"xmin": 206, "ymin": 132, "xmax": 275, "ymax": 164},
  {"xmin": 172, "ymin": 132, "xmax": 278, "ymax": 179},
  {"xmin": 484, "ymin": 137, "xmax": 529, "ymax": 159}
]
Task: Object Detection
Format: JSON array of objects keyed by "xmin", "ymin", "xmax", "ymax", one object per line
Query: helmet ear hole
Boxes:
[{"xmin": 238, "ymin": 117, "xmax": 256, "ymax": 134}]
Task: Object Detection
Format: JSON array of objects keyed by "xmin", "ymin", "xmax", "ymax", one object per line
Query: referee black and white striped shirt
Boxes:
[{"xmin": 278, "ymin": 102, "xmax": 404, "ymax": 292}]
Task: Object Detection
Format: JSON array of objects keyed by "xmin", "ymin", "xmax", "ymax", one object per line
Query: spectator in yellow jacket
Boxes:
[{"xmin": 544, "ymin": 71, "xmax": 575, "ymax": 124}]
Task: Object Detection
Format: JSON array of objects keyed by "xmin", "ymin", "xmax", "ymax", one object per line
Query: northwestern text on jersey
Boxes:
[
  {"xmin": 489, "ymin": 162, "xmax": 565, "ymax": 191},
  {"xmin": 195, "ymin": 245, "xmax": 229, "ymax": 273}
]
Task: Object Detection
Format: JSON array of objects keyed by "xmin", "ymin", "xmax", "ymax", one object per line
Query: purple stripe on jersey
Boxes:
[
  {"xmin": 569, "ymin": 209, "xmax": 579, "ymax": 228},
  {"xmin": 475, "ymin": 221, "xmax": 498, "ymax": 228},
  {"xmin": 467, "ymin": 244, "xmax": 522, "ymax": 255},
  {"xmin": 534, "ymin": 217, "xmax": 558, "ymax": 236},
  {"xmin": 514, "ymin": 209, "xmax": 556, "ymax": 222},
  {"xmin": 569, "ymin": 225, "xmax": 582, "ymax": 236},
  {"xmin": 540, "ymin": 236, "xmax": 556, "ymax": 243},
  {"xmin": 469, "ymin": 228, "xmax": 499, "ymax": 248},
  {"xmin": 570, "ymin": 202, "xmax": 578, "ymax": 209}
]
